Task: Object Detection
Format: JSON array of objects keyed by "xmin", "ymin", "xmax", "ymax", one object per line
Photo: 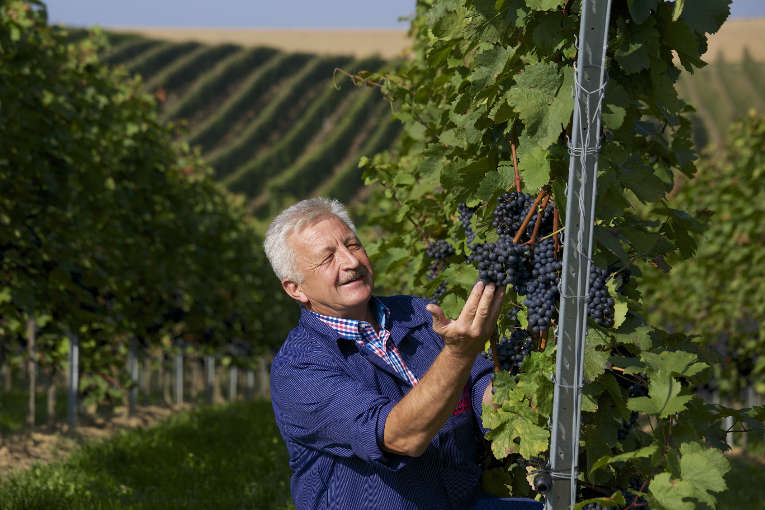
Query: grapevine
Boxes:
[{"xmin": 356, "ymin": 1, "xmax": 755, "ymax": 508}]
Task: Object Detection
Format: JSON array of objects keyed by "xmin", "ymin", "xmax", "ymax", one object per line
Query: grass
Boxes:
[
  {"xmin": 1, "ymin": 390, "xmax": 763, "ymax": 509},
  {"xmin": 719, "ymin": 454, "xmax": 765, "ymax": 509},
  {"xmin": 0, "ymin": 400, "xmax": 294, "ymax": 510}
]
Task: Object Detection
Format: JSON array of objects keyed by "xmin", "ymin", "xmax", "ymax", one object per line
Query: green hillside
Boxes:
[
  {"xmin": 64, "ymin": 28, "xmax": 764, "ymax": 215},
  {"xmin": 64, "ymin": 28, "xmax": 401, "ymax": 222}
]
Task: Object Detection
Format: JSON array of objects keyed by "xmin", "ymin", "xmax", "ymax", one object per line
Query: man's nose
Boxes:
[{"xmin": 336, "ymin": 244, "xmax": 361, "ymax": 268}]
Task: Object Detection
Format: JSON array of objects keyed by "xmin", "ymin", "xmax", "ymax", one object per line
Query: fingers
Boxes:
[
  {"xmin": 458, "ymin": 280, "xmax": 485, "ymax": 324},
  {"xmin": 426, "ymin": 303, "xmax": 450, "ymax": 335},
  {"xmin": 472, "ymin": 283, "xmax": 504, "ymax": 331}
]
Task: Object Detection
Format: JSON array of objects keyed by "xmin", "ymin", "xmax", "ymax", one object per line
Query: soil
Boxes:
[{"xmin": 0, "ymin": 405, "xmax": 175, "ymax": 480}]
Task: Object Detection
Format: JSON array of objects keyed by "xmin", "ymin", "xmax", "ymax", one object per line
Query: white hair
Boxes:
[{"xmin": 264, "ymin": 197, "xmax": 357, "ymax": 283}]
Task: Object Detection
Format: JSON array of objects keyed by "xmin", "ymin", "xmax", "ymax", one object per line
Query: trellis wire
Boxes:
[{"xmin": 546, "ymin": 1, "xmax": 613, "ymax": 509}]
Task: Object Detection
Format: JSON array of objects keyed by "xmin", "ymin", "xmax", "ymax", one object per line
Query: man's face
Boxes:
[{"xmin": 283, "ymin": 215, "xmax": 375, "ymax": 320}]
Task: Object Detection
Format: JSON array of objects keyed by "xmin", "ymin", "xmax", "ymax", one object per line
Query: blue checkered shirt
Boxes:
[{"xmin": 312, "ymin": 298, "xmax": 419, "ymax": 386}]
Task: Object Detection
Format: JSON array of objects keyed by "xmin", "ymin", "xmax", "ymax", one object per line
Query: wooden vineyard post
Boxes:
[
  {"xmin": 174, "ymin": 342, "xmax": 184, "ymax": 408},
  {"xmin": 205, "ymin": 355, "xmax": 215, "ymax": 404},
  {"xmin": 67, "ymin": 331, "xmax": 79, "ymax": 429},
  {"xmin": 246, "ymin": 369, "xmax": 255, "ymax": 400},
  {"xmin": 26, "ymin": 317, "xmax": 36, "ymax": 428},
  {"xmin": 256, "ymin": 356, "xmax": 270, "ymax": 398},
  {"xmin": 547, "ymin": 1, "xmax": 613, "ymax": 509},
  {"xmin": 128, "ymin": 338, "xmax": 139, "ymax": 416},
  {"xmin": 228, "ymin": 365, "xmax": 238, "ymax": 401}
]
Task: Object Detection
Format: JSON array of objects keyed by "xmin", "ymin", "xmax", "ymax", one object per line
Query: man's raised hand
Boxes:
[{"xmin": 425, "ymin": 281, "xmax": 505, "ymax": 359}]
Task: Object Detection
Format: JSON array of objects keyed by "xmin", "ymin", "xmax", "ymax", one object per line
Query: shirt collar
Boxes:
[
  {"xmin": 310, "ymin": 297, "xmax": 390, "ymax": 341},
  {"xmin": 298, "ymin": 296, "xmax": 431, "ymax": 348}
]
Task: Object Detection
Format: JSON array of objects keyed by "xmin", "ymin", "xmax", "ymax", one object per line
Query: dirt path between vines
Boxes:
[{"xmin": 0, "ymin": 405, "xmax": 175, "ymax": 480}]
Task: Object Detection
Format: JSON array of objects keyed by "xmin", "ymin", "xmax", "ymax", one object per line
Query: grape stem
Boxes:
[
  {"xmin": 539, "ymin": 329, "xmax": 548, "ymax": 351},
  {"xmin": 540, "ymin": 227, "xmax": 566, "ymax": 243},
  {"xmin": 513, "ymin": 189, "xmax": 546, "ymax": 244},
  {"xmin": 524, "ymin": 193, "xmax": 550, "ymax": 248},
  {"xmin": 333, "ymin": 67, "xmax": 384, "ymax": 88},
  {"xmin": 510, "ymin": 133, "xmax": 521, "ymax": 192},
  {"xmin": 552, "ymin": 206, "xmax": 561, "ymax": 256}
]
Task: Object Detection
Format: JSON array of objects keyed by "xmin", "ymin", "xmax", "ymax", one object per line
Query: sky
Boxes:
[{"xmin": 45, "ymin": 0, "xmax": 765, "ymax": 29}]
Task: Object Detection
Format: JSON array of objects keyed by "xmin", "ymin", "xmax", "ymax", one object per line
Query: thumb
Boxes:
[{"xmin": 426, "ymin": 303, "xmax": 449, "ymax": 334}]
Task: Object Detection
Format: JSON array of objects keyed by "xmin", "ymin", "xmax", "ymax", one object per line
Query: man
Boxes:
[{"xmin": 266, "ymin": 198, "xmax": 539, "ymax": 510}]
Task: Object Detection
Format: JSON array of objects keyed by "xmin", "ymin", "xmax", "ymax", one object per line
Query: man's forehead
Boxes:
[{"xmin": 291, "ymin": 215, "xmax": 356, "ymax": 245}]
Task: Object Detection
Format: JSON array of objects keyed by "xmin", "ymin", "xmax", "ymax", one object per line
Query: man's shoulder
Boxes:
[
  {"xmin": 272, "ymin": 321, "xmax": 330, "ymax": 368},
  {"xmin": 377, "ymin": 294, "xmax": 431, "ymax": 322}
]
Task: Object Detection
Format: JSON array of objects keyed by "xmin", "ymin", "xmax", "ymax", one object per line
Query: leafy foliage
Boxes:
[
  {"xmin": 641, "ymin": 111, "xmax": 765, "ymax": 398},
  {"xmin": 357, "ymin": 0, "xmax": 748, "ymax": 507},
  {"xmin": 0, "ymin": 0, "xmax": 294, "ymax": 405}
]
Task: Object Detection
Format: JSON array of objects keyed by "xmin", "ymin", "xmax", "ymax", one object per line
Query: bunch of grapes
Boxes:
[
  {"xmin": 425, "ymin": 240, "xmax": 454, "ymax": 280},
  {"xmin": 525, "ymin": 238, "xmax": 562, "ymax": 333},
  {"xmin": 458, "ymin": 203, "xmax": 478, "ymax": 245},
  {"xmin": 482, "ymin": 328, "xmax": 532, "ymax": 374},
  {"xmin": 427, "ymin": 281, "xmax": 448, "ymax": 305},
  {"xmin": 587, "ymin": 265, "xmax": 615, "ymax": 327},
  {"xmin": 493, "ymin": 191, "xmax": 532, "ymax": 235},
  {"xmin": 468, "ymin": 235, "xmax": 531, "ymax": 287}
]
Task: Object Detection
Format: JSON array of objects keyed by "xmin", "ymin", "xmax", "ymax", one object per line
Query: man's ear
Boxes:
[{"xmin": 282, "ymin": 279, "xmax": 309, "ymax": 305}]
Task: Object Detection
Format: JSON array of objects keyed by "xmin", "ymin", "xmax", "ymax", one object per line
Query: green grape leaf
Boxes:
[
  {"xmin": 672, "ymin": 0, "xmax": 685, "ymax": 20},
  {"xmin": 469, "ymin": 46, "xmax": 514, "ymax": 91},
  {"xmin": 678, "ymin": 442, "xmax": 729, "ymax": 505},
  {"xmin": 648, "ymin": 473, "xmax": 697, "ymax": 510},
  {"xmin": 628, "ymin": 351, "xmax": 706, "ymax": 418},
  {"xmin": 626, "ymin": 0, "xmax": 659, "ymax": 24},
  {"xmin": 506, "ymin": 63, "xmax": 571, "ymax": 148},
  {"xmin": 584, "ymin": 346, "xmax": 610, "ymax": 382},
  {"xmin": 679, "ymin": 0, "xmax": 730, "ymax": 34},
  {"xmin": 526, "ymin": 0, "xmax": 564, "ymax": 11},
  {"xmin": 440, "ymin": 292, "xmax": 466, "ymax": 319},
  {"xmin": 648, "ymin": 443, "xmax": 729, "ymax": 510},
  {"xmin": 589, "ymin": 444, "xmax": 659, "ymax": 476},
  {"xmin": 516, "ymin": 144, "xmax": 550, "ymax": 191}
]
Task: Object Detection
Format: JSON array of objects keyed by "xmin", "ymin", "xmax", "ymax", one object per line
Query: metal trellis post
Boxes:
[{"xmin": 547, "ymin": 1, "xmax": 613, "ymax": 509}]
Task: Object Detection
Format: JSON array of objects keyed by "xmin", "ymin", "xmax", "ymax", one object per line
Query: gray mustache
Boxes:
[{"xmin": 337, "ymin": 270, "xmax": 366, "ymax": 285}]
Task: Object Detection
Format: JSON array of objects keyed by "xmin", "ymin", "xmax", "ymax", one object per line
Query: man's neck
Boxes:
[{"xmin": 308, "ymin": 300, "xmax": 376, "ymax": 326}]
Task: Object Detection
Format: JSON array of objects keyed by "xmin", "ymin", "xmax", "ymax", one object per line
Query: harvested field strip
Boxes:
[
  {"xmin": 186, "ymin": 52, "xmax": 314, "ymax": 152},
  {"xmin": 316, "ymin": 116, "xmax": 402, "ymax": 204},
  {"xmin": 102, "ymin": 37, "xmax": 158, "ymax": 66},
  {"xmin": 741, "ymin": 51, "xmax": 765, "ymax": 100},
  {"xmin": 676, "ymin": 80, "xmax": 710, "ymax": 149},
  {"xmin": 208, "ymin": 55, "xmax": 354, "ymax": 178},
  {"xmin": 221, "ymin": 71, "xmax": 369, "ymax": 190},
  {"xmin": 681, "ymin": 78, "xmax": 721, "ymax": 148},
  {"xmin": 127, "ymin": 41, "xmax": 201, "ymax": 82},
  {"xmin": 715, "ymin": 60, "xmax": 765, "ymax": 115},
  {"xmin": 707, "ymin": 59, "xmax": 738, "ymax": 122},
  {"xmin": 683, "ymin": 68, "xmax": 727, "ymax": 147},
  {"xmin": 144, "ymin": 43, "xmax": 240, "ymax": 96},
  {"xmin": 253, "ymin": 88, "xmax": 381, "ymax": 215},
  {"xmin": 163, "ymin": 47, "xmax": 279, "ymax": 122}
]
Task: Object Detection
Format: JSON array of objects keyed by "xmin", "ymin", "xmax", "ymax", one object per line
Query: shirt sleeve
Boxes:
[
  {"xmin": 271, "ymin": 342, "xmax": 412, "ymax": 471},
  {"xmin": 469, "ymin": 354, "xmax": 495, "ymax": 434}
]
